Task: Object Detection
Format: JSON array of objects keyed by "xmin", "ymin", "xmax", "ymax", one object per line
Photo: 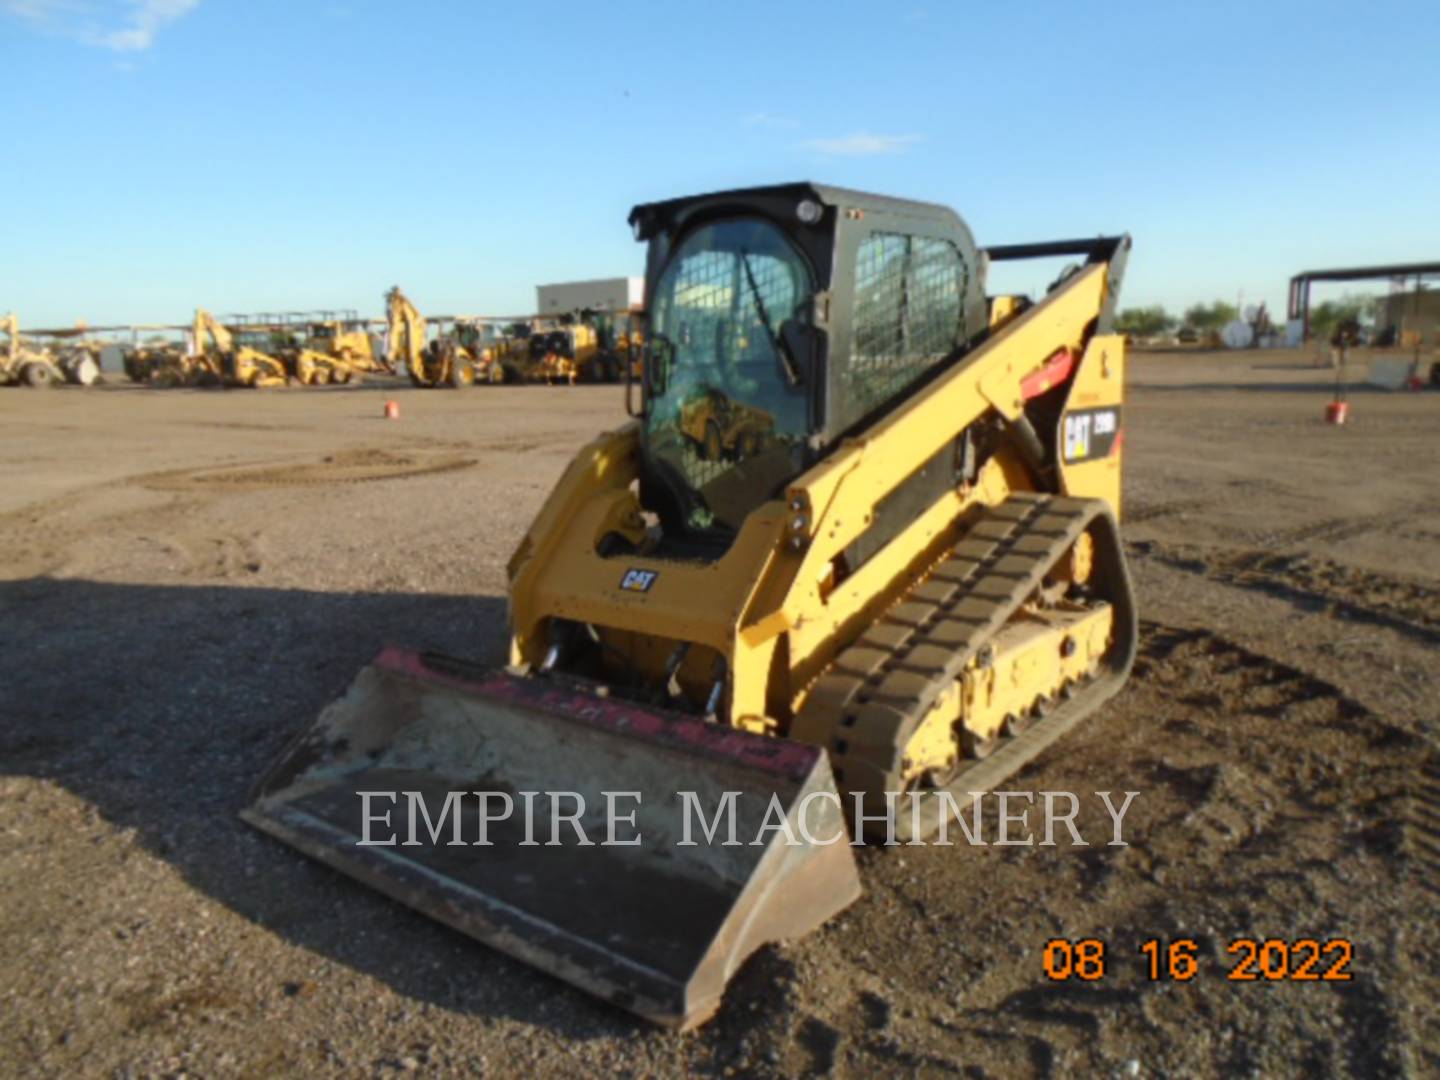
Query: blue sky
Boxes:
[{"xmin": 3, "ymin": 0, "xmax": 1436, "ymax": 327}]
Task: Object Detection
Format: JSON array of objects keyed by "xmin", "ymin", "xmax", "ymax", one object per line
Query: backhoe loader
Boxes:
[
  {"xmin": 1, "ymin": 314, "xmax": 66, "ymax": 387},
  {"xmin": 386, "ymin": 287, "xmax": 476, "ymax": 388},
  {"xmin": 246, "ymin": 183, "xmax": 1136, "ymax": 1030},
  {"xmin": 190, "ymin": 309, "xmax": 288, "ymax": 387},
  {"xmin": 0, "ymin": 315, "xmax": 102, "ymax": 386}
]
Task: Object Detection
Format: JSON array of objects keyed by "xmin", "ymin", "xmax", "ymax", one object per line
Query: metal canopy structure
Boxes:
[
  {"xmin": 1287, "ymin": 261, "xmax": 1440, "ymax": 339},
  {"xmin": 20, "ymin": 323, "xmax": 144, "ymax": 338}
]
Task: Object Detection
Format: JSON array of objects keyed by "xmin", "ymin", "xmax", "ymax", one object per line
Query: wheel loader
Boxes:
[
  {"xmin": 451, "ymin": 319, "xmax": 516, "ymax": 383},
  {"xmin": 536, "ymin": 321, "xmax": 602, "ymax": 384},
  {"xmin": 537, "ymin": 311, "xmax": 636, "ymax": 384},
  {"xmin": 245, "ymin": 183, "xmax": 1136, "ymax": 1030}
]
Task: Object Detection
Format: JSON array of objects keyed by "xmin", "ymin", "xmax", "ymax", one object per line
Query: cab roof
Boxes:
[{"xmin": 628, "ymin": 181, "xmax": 969, "ymax": 239}]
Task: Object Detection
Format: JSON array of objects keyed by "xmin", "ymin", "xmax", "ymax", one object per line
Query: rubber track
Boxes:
[{"xmin": 792, "ymin": 492, "xmax": 1121, "ymax": 818}]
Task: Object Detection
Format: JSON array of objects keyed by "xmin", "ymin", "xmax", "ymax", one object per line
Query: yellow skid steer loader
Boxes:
[{"xmin": 245, "ymin": 183, "xmax": 1136, "ymax": 1029}]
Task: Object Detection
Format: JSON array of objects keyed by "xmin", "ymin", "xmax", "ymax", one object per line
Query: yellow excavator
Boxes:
[
  {"xmin": 246, "ymin": 183, "xmax": 1136, "ymax": 1030},
  {"xmin": 386, "ymin": 286, "xmax": 476, "ymax": 388},
  {"xmin": 189, "ymin": 309, "xmax": 288, "ymax": 387}
]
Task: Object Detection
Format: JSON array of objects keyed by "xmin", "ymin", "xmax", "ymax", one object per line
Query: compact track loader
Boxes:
[
  {"xmin": 289, "ymin": 318, "xmax": 387, "ymax": 385},
  {"xmin": 246, "ymin": 183, "xmax": 1136, "ymax": 1029}
]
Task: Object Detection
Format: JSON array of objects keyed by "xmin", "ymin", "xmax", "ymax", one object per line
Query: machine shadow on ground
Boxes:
[{"xmin": 0, "ymin": 575, "xmax": 704, "ymax": 1041}]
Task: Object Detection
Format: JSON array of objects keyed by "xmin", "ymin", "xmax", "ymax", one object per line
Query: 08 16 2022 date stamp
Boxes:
[{"xmin": 1042, "ymin": 937, "xmax": 1354, "ymax": 983}]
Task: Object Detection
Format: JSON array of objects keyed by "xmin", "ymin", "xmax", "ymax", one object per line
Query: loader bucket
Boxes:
[{"xmin": 242, "ymin": 648, "xmax": 861, "ymax": 1029}]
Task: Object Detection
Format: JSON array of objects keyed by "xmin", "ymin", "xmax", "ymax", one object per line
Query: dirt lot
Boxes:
[{"xmin": 2, "ymin": 349, "xmax": 1437, "ymax": 1078}]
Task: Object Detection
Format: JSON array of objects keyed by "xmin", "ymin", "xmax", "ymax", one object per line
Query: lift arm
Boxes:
[
  {"xmin": 384, "ymin": 287, "xmax": 426, "ymax": 372},
  {"xmin": 191, "ymin": 308, "xmax": 234, "ymax": 356}
]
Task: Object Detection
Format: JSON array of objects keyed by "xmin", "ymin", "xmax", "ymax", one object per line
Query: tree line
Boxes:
[{"xmin": 1115, "ymin": 294, "xmax": 1377, "ymax": 339}]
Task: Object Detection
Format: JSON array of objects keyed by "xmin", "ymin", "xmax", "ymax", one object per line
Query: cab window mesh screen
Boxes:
[
  {"xmin": 644, "ymin": 216, "xmax": 813, "ymax": 532},
  {"xmin": 662, "ymin": 246, "xmax": 800, "ymax": 493},
  {"xmin": 669, "ymin": 248, "xmax": 799, "ymax": 373},
  {"xmin": 847, "ymin": 233, "xmax": 966, "ymax": 424}
]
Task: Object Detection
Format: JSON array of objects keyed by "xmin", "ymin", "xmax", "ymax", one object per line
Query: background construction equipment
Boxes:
[
  {"xmin": 189, "ymin": 309, "xmax": 288, "ymax": 388},
  {"xmin": 386, "ymin": 287, "xmax": 478, "ymax": 389},
  {"xmin": 1, "ymin": 313, "xmax": 98, "ymax": 387}
]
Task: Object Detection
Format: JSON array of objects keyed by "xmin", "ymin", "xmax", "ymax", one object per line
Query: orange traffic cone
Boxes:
[{"xmin": 1327, "ymin": 349, "xmax": 1348, "ymax": 424}]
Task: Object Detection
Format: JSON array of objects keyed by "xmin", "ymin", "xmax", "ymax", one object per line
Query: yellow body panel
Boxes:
[
  {"xmin": 384, "ymin": 288, "xmax": 426, "ymax": 373},
  {"xmin": 1057, "ymin": 334, "xmax": 1126, "ymax": 516},
  {"xmin": 329, "ymin": 326, "xmax": 378, "ymax": 368},
  {"xmin": 298, "ymin": 323, "xmax": 383, "ymax": 381},
  {"xmin": 538, "ymin": 324, "xmax": 601, "ymax": 384},
  {"xmin": 188, "ymin": 308, "xmax": 287, "ymax": 387},
  {"xmin": 988, "ymin": 294, "xmax": 1027, "ymax": 332},
  {"xmin": 958, "ymin": 604, "xmax": 1114, "ymax": 740},
  {"xmin": 293, "ymin": 347, "xmax": 367, "ymax": 385},
  {"xmin": 0, "ymin": 312, "xmax": 63, "ymax": 383},
  {"xmin": 507, "ymin": 262, "xmax": 1121, "ymax": 739}
]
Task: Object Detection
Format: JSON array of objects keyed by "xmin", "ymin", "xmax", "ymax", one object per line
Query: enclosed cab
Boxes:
[{"xmin": 630, "ymin": 182, "xmax": 989, "ymax": 545}]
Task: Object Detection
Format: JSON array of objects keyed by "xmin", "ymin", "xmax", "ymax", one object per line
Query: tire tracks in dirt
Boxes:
[
  {"xmin": 136, "ymin": 448, "xmax": 477, "ymax": 491},
  {"xmin": 1130, "ymin": 538, "xmax": 1440, "ymax": 647},
  {"xmin": 670, "ymin": 619, "xmax": 1434, "ymax": 1077},
  {"xmin": 0, "ymin": 446, "xmax": 486, "ymax": 581},
  {"xmin": 1000, "ymin": 618, "xmax": 1430, "ymax": 1075}
]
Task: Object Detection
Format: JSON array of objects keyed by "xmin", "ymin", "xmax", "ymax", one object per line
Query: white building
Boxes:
[{"xmin": 536, "ymin": 277, "xmax": 643, "ymax": 317}]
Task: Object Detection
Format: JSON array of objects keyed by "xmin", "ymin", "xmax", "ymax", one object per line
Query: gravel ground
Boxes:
[{"xmin": 1, "ymin": 350, "xmax": 1436, "ymax": 1078}]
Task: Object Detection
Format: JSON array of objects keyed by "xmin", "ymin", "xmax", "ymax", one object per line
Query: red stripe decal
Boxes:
[{"xmin": 1020, "ymin": 348, "xmax": 1076, "ymax": 401}]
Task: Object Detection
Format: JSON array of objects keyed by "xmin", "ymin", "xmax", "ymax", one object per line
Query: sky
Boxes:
[{"xmin": 3, "ymin": 0, "xmax": 1437, "ymax": 328}]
